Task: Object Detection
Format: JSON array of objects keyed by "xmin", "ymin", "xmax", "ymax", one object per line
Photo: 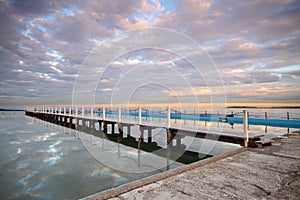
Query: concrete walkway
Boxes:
[{"xmin": 88, "ymin": 132, "xmax": 300, "ymax": 200}]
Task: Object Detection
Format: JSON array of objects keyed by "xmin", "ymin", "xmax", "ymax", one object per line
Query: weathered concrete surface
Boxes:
[{"xmin": 90, "ymin": 132, "xmax": 300, "ymax": 200}]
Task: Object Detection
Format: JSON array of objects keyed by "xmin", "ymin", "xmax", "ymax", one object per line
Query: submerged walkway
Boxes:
[{"xmin": 86, "ymin": 131, "xmax": 300, "ymax": 200}]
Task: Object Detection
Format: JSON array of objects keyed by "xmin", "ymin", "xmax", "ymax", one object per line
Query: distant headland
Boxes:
[
  {"xmin": 0, "ymin": 108, "xmax": 25, "ymax": 112},
  {"xmin": 226, "ymin": 106, "xmax": 300, "ymax": 109}
]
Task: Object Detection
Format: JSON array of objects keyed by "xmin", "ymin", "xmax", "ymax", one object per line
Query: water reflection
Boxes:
[
  {"xmin": 6, "ymin": 111, "xmax": 289, "ymax": 199},
  {"xmin": 65, "ymin": 116, "xmax": 243, "ymax": 174},
  {"xmin": 0, "ymin": 112, "xmax": 160, "ymax": 199}
]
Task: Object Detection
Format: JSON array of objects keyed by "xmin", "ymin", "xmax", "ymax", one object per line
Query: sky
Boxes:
[{"xmin": 0, "ymin": 0, "xmax": 300, "ymax": 107}]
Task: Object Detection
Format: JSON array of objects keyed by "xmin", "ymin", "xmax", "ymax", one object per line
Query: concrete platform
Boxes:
[{"xmin": 87, "ymin": 131, "xmax": 300, "ymax": 200}]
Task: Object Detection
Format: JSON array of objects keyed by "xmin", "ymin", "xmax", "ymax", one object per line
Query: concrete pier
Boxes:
[
  {"xmin": 25, "ymin": 110, "xmax": 256, "ymax": 146},
  {"xmin": 86, "ymin": 132, "xmax": 300, "ymax": 200}
]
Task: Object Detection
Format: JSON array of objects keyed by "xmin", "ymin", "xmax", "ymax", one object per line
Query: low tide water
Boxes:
[{"xmin": 0, "ymin": 109, "xmax": 298, "ymax": 199}]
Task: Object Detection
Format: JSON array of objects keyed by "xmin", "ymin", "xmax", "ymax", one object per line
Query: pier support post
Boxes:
[
  {"xmin": 118, "ymin": 123, "xmax": 123, "ymax": 136},
  {"xmin": 167, "ymin": 128, "xmax": 177, "ymax": 143},
  {"xmin": 103, "ymin": 121, "xmax": 107, "ymax": 133},
  {"xmin": 138, "ymin": 137, "xmax": 142, "ymax": 167},
  {"xmin": 148, "ymin": 128, "xmax": 152, "ymax": 143},
  {"xmin": 103, "ymin": 107, "xmax": 106, "ymax": 120},
  {"xmin": 118, "ymin": 107, "xmax": 121, "ymax": 122},
  {"xmin": 138, "ymin": 107, "xmax": 142, "ymax": 125},
  {"xmin": 139, "ymin": 126, "xmax": 144, "ymax": 142},
  {"xmin": 98, "ymin": 120, "xmax": 102, "ymax": 130},
  {"xmin": 167, "ymin": 107, "xmax": 171, "ymax": 128},
  {"xmin": 243, "ymin": 110, "xmax": 249, "ymax": 147},
  {"xmin": 111, "ymin": 123, "xmax": 115, "ymax": 134},
  {"xmin": 127, "ymin": 126, "xmax": 131, "ymax": 137},
  {"xmin": 76, "ymin": 116, "xmax": 79, "ymax": 129}
]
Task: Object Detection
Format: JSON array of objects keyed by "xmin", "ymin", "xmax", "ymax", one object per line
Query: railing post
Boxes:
[
  {"xmin": 82, "ymin": 106, "xmax": 84, "ymax": 117},
  {"xmin": 69, "ymin": 107, "xmax": 72, "ymax": 116},
  {"xmin": 167, "ymin": 107, "xmax": 171, "ymax": 128},
  {"xmin": 139, "ymin": 107, "xmax": 142, "ymax": 125},
  {"xmin": 265, "ymin": 112, "xmax": 267, "ymax": 119},
  {"xmin": 118, "ymin": 107, "xmax": 122, "ymax": 122},
  {"xmin": 91, "ymin": 107, "xmax": 93, "ymax": 119},
  {"xmin": 64, "ymin": 107, "xmax": 66, "ymax": 115},
  {"xmin": 59, "ymin": 107, "xmax": 62, "ymax": 114},
  {"xmin": 75, "ymin": 107, "xmax": 78, "ymax": 117},
  {"xmin": 243, "ymin": 110, "xmax": 249, "ymax": 147},
  {"xmin": 103, "ymin": 107, "xmax": 106, "ymax": 120}
]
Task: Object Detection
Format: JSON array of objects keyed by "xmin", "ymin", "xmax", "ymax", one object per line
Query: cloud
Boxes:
[
  {"xmin": 227, "ymin": 82, "xmax": 300, "ymax": 103},
  {"xmin": 0, "ymin": 0, "xmax": 299, "ymax": 106},
  {"xmin": 9, "ymin": 0, "xmax": 59, "ymax": 16}
]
